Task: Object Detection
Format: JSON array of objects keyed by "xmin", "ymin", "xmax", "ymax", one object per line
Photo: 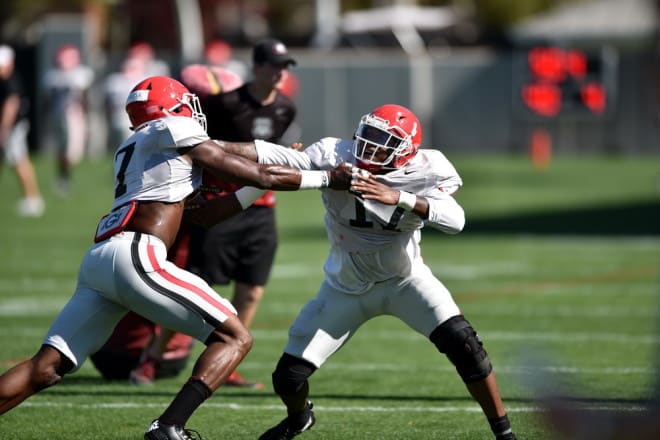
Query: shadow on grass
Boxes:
[
  {"xmin": 281, "ymin": 200, "xmax": 660, "ymax": 238},
  {"xmin": 462, "ymin": 200, "xmax": 660, "ymax": 236}
]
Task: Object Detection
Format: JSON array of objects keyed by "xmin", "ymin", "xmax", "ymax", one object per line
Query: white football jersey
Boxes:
[
  {"xmin": 255, "ymin": 137, "xmax": 464, "ymax": 293},
  {"xmin": 111, "ymin": 116, "xmax": 209, "ymax": 210}
]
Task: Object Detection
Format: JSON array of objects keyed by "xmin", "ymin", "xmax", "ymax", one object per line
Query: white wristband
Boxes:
[
  {"xmin": 299, "ymin": 170, "xmax": 330, "ymax": 189},
  {"xmin": 397, "ymin": 191, "xmax": 417, "ymax": 211},
  {"xmin": 234, "ymin": 187, "xmax": 267, "ymax": 209}
]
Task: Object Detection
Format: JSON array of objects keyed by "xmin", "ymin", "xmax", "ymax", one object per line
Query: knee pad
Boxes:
[
  {"xmin": 272, "ymin": 353, "xmax": 317, "ymax": 396},
  {"xmin": 430, "ymin": 315, "xmax": 492, "ymax": 384}
]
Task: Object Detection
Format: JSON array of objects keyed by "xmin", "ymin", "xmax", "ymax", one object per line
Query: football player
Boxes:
[
  {"xmin": 0, "ymin": 75, "xmax": 353, "ymax": 440},
  {"xmin": 214, "ymin": 104, "xmax": 517, "ymax": 440}
]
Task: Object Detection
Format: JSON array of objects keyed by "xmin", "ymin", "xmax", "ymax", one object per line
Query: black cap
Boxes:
[{"xmin": 252, "ymin": 38, "xmax": 296, "ymax": 67}]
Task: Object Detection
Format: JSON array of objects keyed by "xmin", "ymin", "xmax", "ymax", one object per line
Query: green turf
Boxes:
[{"xmin": 0, "ymin": 153, "xmax": 658, "ymax": 439}]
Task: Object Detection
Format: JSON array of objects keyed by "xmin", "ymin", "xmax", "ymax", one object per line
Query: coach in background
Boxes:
[
  {"xmin": 216, "ymin": 104, "xmax": 517, "ymax": 440},
  {"xmin": 187, "ymin": 38, "xmax": 298, "ymax": 388}
]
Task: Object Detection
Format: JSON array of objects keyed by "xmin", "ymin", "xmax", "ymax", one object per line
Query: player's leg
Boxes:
[
  {"xmin": 258, "ymin": 353, "xmax": 317, "ymax": 440},
  {"xmin": 260, "ymin": 280, "xmax": 365, "ymax": 440},
  {"xmin": 231, "ymin": 206, "xmax": 278, "ymax": 329},
  {"xmin": 53, "ymin": 116, "xmax": 71, "ymax": 194},
  {"xmin": 219, "ymin": 207, "xmax": 277, "ymax": 388},
  {"xmin": 0, "ymin": 345, "xmax": 72, "ymax": 414},
  {"xmin": 126, "ymin": 227, "xmax": 193, "ymax": 385},
  {"xmin": 221, "ymin": 282, "xmax": 266, "ymax": 388},
  {"xmin": 0, "ymin": 285, "xmax": 127, "ymax": 414},
  {"xmin": 227, "ymin": 225, "xmax": 273, "ymax": 388},
  {"xmin": 430, "ymin": 317, "xmax": 515, "ymax": 439},
  {"xmin": 65, "ymin": 104, "xmax": 86, "ymax": 167},
  {"xmin": 149, "ymin": 314, "xmax": 251, "ymax": 433},
  {"xmin": 232, "ymin": 282, "xmax": 264, "ymax": 329},
  {"xmin": 391, "ymin": 263, "xmax": 516, "ymax": 439},
  {"xmin": 14, "ymin": 157, "xmax": 45, "ymax": 217},
  {"xmin": 4, "ymin": 120, "xmax": 44, "ymax": 217},
  {"xmin": 119, "ymin": 233, "xmax": 253, "ymax": 438}
]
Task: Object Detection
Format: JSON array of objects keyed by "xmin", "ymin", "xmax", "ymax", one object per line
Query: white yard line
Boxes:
[
  {"xmin": 20, "ymin": 401, "xmax": 647, "ymax": 413},
  {"xmin": 248, "ymin": 329, "xmax": 659, "ymax": 344},
  {"xmin": 227, "ymin": 362, "xmax": 655, "ymax": 375},
  {"xmin": 0, "ymin": 324, "xmax": 656, "ymax": 345}
]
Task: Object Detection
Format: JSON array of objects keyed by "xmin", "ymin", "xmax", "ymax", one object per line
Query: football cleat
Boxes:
[
  {"xmin": 496, "ymin": 432, "xmax": 517, "ymax": 440},
  {"xmin": 258, "ymin": 401, "xmax": 315, "ymax": 440},
  {"xmin": 225, "ymin": 370, "xmax": 264, "ymax": 389},
  {"xmin": 144, "ymin": 419, "xmax": 203, "ymax": 440}
]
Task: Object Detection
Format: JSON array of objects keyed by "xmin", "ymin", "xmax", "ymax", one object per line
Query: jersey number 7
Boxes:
[{"xmin": 114, "ymin": 142, "xmax": 136, "ymax": 199}]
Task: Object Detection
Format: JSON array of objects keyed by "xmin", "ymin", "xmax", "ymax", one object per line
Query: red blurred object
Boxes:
[
  {"xmin": 580, "ymin": 82, "xmax": 607, "ymax": 114},
  {"xmin": 522, "ymin": 82, "xmax": 562, "ymax": 117},
  {"xmin": 180, "ymin": 64, "xmax": 244, "ymax": 97},
  {"xmin": 225, "ymin": 371, "xmax": 264, "ymax": 389},
  {"xmin": 277, "ymin": 70, "xmax": 299, "ymax": 98},
  {"xmin": 99, "ymin": 312, "xmax": 193, "ymax": 357},
  {"xmin": 529, "ymin": 128, "xmax": 552, "ymax": 170},
  {"xmin": 528, "ymin": 47, "xmax": 566, "ymax": 82},
  {"xmin": 521, "ymin": 46, "xmax": 610, "ymax": 117},
  {"xmin": 205, "ymin": 39, "xmax": 233, "ymax": 66},
  {"xmin": 566, "ymin": 50, "xmax": 587, "ymax": 79}
]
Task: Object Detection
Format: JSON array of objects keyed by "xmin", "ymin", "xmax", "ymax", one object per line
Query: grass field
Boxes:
[{"xmin": 0, "ymin": 153, "xmax": 658, "ymax": 439}]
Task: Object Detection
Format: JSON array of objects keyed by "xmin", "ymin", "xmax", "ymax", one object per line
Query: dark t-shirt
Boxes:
[
  {"xmin": 201, "ymin": 84, "xmax": 296, "ymax": 207},
  {"xmin": 0, "ymin": 72, "xmax": 28, "ymax": 123}
]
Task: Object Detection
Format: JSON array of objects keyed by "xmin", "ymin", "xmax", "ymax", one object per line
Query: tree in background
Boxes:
[{"xmin": 0, "ymin": 0, "xmax": 580, "ymax": 49}]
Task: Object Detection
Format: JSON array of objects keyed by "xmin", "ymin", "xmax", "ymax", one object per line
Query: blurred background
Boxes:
[
  {"xmin": 0, "ymin": 3, "xmax": 658, "ymax": 438},
  {"xmin": 1, "ymin": 0, "xmax": 659, "ymax": 157}
]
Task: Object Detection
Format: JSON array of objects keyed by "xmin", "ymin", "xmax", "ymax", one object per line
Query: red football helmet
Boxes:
[
  {"xmin": 125, "ymin": 75, "xmax": 207, "ymax": 131},
  {"xmin": 353, "ymin": 104, "xmax": 422, "ymax": 171}
]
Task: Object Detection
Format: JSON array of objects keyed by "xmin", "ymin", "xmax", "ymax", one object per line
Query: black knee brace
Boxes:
[
  {"xmin": 272, "ymin": 353, "xmax": 317, "ymax": 396},
  {"xmin": 430, "ymin": 315, "xmax": 493, "ymax": 384}
]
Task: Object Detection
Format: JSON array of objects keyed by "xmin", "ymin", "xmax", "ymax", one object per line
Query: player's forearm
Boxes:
[
  {"xmin": 212, "ymin": 140, "xmax": 258, "ymax": 161},
  {"xmin": 425, "ymin": 196, "xmax": 465, "ymax": 234},
  {"xmin": 201, "ymin": 149, "xmax": 335, "ymax": 191},
  {"xmin": 259, "ymin": 165, "xmax": 332, "ymax": 190}
]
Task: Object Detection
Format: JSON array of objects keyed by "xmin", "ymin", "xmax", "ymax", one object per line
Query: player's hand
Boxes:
[
  {"xmin": 289, "ymin": 142, "xmax": 303, "ymax": 150},
  {"xmin": 327, "ymin": 163, "xmax": 354, "ymax": 190},
  {"xmin": 350, "ymin": 171, "xmax": 400, "ymax": 205}
]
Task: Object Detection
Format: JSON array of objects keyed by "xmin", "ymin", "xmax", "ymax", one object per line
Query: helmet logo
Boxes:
[{"xmin": 126, "ymin": 89, "xmax": 149, "ymax": 104}]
